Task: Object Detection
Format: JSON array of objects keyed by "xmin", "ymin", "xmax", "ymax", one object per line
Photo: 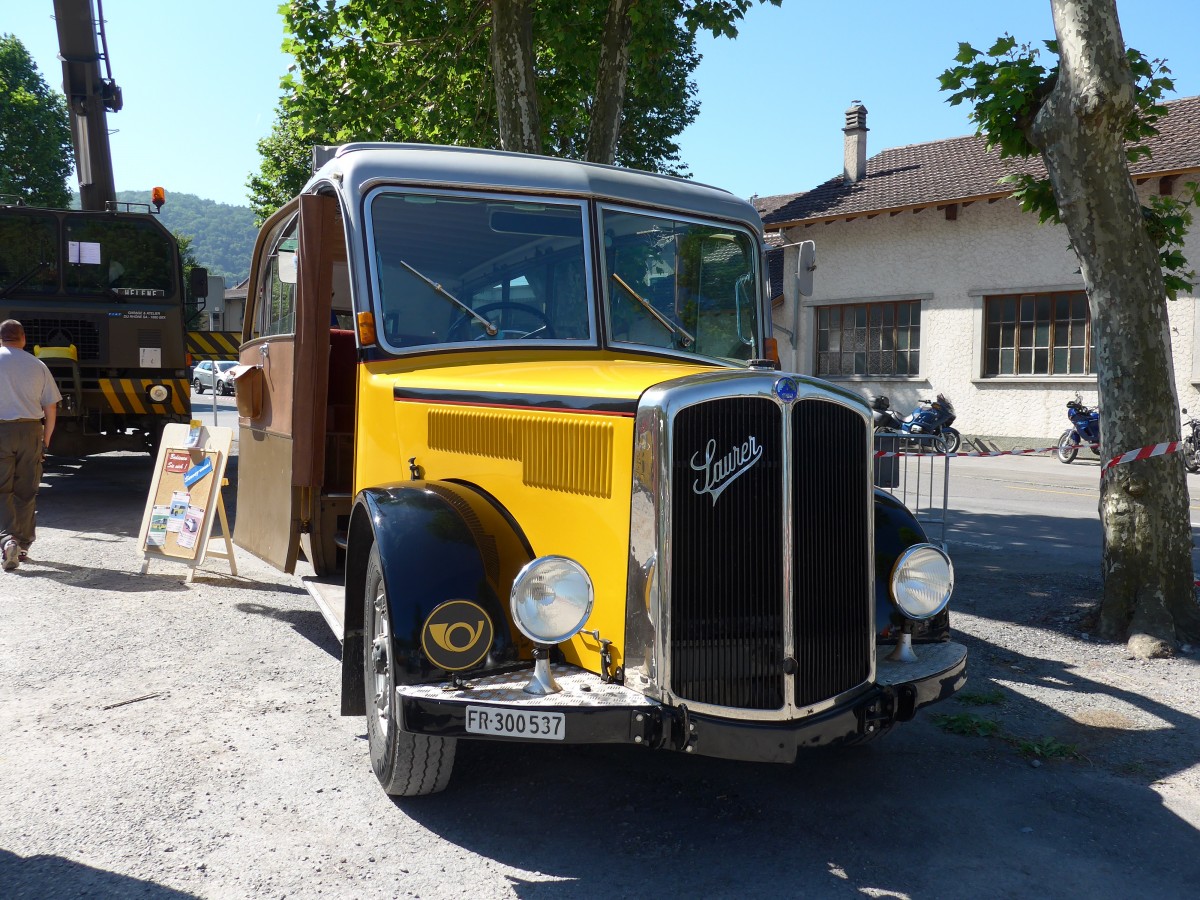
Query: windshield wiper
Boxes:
[
  {"xmin": 0, "ymin": 260, "xmax": 51, "ymax": 300},
  {"xmin": 396, "ymin": 259, "xmax": 497, "ymax": 336},
  {"xmin": 610, "ymin": 273, "xmax": 694, "ymax": 348}
]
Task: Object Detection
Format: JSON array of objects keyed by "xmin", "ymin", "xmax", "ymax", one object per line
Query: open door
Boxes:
[{"xmin": 234, "ymin": 194, "xmax": 342, "ymax": 573}]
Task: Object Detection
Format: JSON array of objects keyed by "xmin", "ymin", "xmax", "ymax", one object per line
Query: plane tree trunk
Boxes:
[
  {"xmin": 490, "ymin": 0, "xmax": 542, "ymax": 153},
  {"xmin": 1028, "ymin": 0, "xmax": 1200, "ymax": 656},
  {"xmin": 584, "ymin": 0, "xmax": 634, "ymax": 164}
]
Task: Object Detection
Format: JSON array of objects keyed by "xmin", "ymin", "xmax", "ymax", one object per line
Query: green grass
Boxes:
[
  {"xmin": 1014, "ymin": 737, "xmax": 1080, "ymax": 760},
  {"xmin": 955, "ymin": 689, "xmax": 1007, "ymax": 707},
  {"xmin": 931, "ymin": 713, "xmax": 1002, "ymax": 737}
]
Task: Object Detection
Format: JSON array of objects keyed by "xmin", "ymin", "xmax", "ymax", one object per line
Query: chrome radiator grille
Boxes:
[
  {"xmin": 663, "ymin": 391, "xmax": 872, "ymax": 714},
  {"xmin": 791, "ymin": 400, "xmax": 872, "ymax": 707},
  {"xmin": 669, "ymin": 397, "xmax": 784, "ymax": 709}
]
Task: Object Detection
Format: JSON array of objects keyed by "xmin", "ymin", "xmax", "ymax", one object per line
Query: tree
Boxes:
[
  {"xmin": 250, "ymin": 1, "xmax": 771, "ymax": 220},
  {"xmin": 940, "ymin": 0, "xmax": 1200, "ymax": 657},
  {"xmin": 0, "ymin": 35, "xmax": 73, "ymax": 208},
  {"xmin": 176, "ymin": 231, "xmax": 207, "ymax": 332}
]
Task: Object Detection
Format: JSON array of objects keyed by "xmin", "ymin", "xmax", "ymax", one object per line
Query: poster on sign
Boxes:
[{"xmin": 136, "ymin": 423, "xmax": 234, "ymax": 574}]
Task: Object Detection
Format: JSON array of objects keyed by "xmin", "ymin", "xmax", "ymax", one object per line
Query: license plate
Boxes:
[{"xmin": 465, "ymin": 706, "xmax": 565, "ymax": 741}]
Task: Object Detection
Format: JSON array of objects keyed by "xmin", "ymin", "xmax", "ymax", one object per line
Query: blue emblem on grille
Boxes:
[{"xmin": 774, "ymin": 377, "xmax": 798, "ymax": 403}]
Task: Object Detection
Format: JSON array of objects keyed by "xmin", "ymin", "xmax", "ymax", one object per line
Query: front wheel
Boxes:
[
  {"xmin": 363, "ymin": 544, "xmax": 457, "ymax": 796},
  {"xmin": 1056, "ymin": 430, "xmax": 1079, "ymax": 464},
  {"xmin": 193, "ymin": 378, "xmax": 204, "ymax": 394},
  {"xmin": 935, "ymin": 427, "xmax": 961, "ymax": 455},
  {"xmin": 1185, "ymin": 440, "xmax": 1200, "ymax": 474}
]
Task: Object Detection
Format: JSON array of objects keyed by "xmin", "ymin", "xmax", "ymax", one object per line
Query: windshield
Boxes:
[
  {"xmin": 63, "ymin": 216, "xmax": 176, "ymax": 298},
  {"xmin": 0, "ymin": 212, "xmax": 59, "ymax": 296},
  {"xmin": 368, "ymin": 191, "xmax": 593, "ymax": 350},
  {"xmin": 600, "ymin": 207, "xmax": 761, "ymax": 362}
]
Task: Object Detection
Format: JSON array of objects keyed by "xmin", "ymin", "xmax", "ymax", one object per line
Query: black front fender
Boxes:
[
  {"xmin": 873, "ymin": 488, "xmax": 949, "ymax": 640},
  {"xmin": 339, "ymin": 481, "xmax": 534, "ymax": 715}
]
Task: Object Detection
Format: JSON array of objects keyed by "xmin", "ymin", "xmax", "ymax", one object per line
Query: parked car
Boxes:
[{"xmin": 192, "ymin": 360, "xmax": 238, "ymax": 395}]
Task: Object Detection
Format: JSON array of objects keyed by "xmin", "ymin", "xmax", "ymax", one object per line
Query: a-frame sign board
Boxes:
[{"xmin": 136, "ymin": 423, "xmax": 236, "ymax": 581}]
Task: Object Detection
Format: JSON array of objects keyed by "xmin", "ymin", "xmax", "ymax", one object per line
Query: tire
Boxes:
[
  {"xmin": 1186, "ymin": 441, "xmax": 1200, "ymax": 474},
  {"xmin": 363, "ymin": 544, "xmax": 456, "ymax": 796},
  {"xmin": 193, "ymin": 378, "xmax": 204, "ymax": 394},
  {"xmin": 934, "ymin": 428, "xmax": 961, "ymax": 455},
  {"xmin": 1056, "ymin": 430, "xmax": 1079, "ymax": 464}
]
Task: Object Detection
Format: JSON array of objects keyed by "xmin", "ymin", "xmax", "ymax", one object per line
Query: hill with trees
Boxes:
[{"xmin": 72, "ymin": 189, "xmax": 257, "ymax": 283}]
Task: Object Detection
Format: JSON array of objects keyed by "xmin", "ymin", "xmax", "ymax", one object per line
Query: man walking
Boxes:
[{"xmin": 0, "ymin": 319, "xmax": 61, "ymax": 571}]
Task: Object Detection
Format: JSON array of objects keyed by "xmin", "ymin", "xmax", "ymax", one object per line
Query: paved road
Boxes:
[{"xmin": 2, "ymin": 451, "xmax": 1198, "ymax": 899}]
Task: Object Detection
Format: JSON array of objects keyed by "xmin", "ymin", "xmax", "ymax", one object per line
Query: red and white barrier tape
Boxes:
[{"xmin": 874, "ymin": 440, "xmax": 1185, "ymax": 474}]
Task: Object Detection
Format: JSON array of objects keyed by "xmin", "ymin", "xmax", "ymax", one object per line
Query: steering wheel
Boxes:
[{"xmin": 447, "ymin": 301, "xmax": 555, "ymax": 342}]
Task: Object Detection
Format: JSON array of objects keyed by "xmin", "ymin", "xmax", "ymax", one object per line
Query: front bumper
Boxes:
[{"xmin": 399, "ymin": 641, "xmax": 967, "ymax": 764}]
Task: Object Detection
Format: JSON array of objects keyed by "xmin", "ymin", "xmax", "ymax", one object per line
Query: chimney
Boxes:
[{"xmin": 843, "ymin": 101, "xmax": 868, "ymax": 184}]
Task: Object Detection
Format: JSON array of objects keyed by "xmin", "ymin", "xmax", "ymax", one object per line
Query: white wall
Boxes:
[{"xmin": 774, "ymin": 188, "xmax": 1198, "ymax": 442}]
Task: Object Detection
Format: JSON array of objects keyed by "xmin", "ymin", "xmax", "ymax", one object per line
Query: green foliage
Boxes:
[
  {"xmin": 73, "ymin": 190, "xmax": 257, "ymax": 283},
  {"xmin": 932, "ymin": 712, "xmax": 1002, "ymax": 737},
  {"xmin": 955, "ymin": 689, "xmax": 1007, "ymax": 707},
  {"xmin": 250, "ymin": 1, "xmax": 781, "ymax": 222},
  {"xmin": 1015, "ymin": 736, "xmax": 1079, "ymax": 760},
  {"xmin": 939, "ymin": 36, "xmax": 1197, "ymax": 299},
  {"xmin": 175, "ymin": 232, "xmax": 206, "ymax": 331},
  {"xmin": 0, "ymin": 35, "xmax": 73, "ymax": 207},
  {"xmin": 247, "ymin": 109, "xmax": 311, "ymax": 226}
]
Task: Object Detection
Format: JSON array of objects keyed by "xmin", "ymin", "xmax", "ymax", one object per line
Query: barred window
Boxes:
[
  {"xmin": 984, "ymin": 292, "xmax": 1092, "ymax": 376},
  {"xmin": 815, "ymin": 300, "xmax": 921, "ymax": 377}
]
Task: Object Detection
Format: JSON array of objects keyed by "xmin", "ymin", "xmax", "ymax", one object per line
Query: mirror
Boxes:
[
  {"xmin": 189, "ymin": 265, "xmax": 209, "ymax": 299},
  {"xmin": 795, "ymin": 240, "xmax": 816, "ymax": 297}
]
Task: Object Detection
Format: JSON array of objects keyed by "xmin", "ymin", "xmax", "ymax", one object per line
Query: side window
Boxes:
[
  {"xmin": 255, "ymin": 216, "xmax": 299, "ymax": 337},
  {"xmin": 0, "ymin": 212, "xmax": 59, "ymax": 295}
]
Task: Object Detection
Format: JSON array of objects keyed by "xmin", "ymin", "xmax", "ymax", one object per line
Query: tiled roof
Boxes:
[{"xmin": 757, "ymin": 94, "xmax": 1200, "ymax": 228}]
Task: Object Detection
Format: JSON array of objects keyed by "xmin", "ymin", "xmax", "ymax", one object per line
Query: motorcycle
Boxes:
[
  {"xmin": 1056, "ymin": 394, "xmax": 1101, "ymax": 464},
  {"xmin": 871, "ymin": 393, "xmax": 961, "ymax": 454},
  {"xmin": 1182, "ymin": 409, "xmax": 1200, "ymax": 474}
]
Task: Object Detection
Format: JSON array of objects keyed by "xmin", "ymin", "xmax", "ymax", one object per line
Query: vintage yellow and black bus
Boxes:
[
  {"xmin": 0, "ymin": 201, "xmax": 191, "ymax": 454},
  {"xmin": 234, "ymin": 144, "xmax": 966, "ymax": 796}
]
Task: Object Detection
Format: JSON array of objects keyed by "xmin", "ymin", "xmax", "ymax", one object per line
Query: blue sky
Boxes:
[{"xmin": 7, "ymin": 1, "xmax": 1199, "ymax": 208}]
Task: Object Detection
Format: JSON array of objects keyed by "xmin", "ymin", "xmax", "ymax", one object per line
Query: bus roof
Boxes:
[{"xmin": 308, "ymin": 143, "xmax": 764, "ymax": 233}]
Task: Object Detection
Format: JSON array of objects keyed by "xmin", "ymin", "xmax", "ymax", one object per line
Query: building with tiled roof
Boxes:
[{"xmin": 760, "ymin": 97, "xmax": 1200, "ymax": 444}]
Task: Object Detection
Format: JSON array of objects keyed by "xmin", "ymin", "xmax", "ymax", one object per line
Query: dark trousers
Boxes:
[{"xmin": 0, "ymin": 420, "xmax": 44, "ymax": 549}]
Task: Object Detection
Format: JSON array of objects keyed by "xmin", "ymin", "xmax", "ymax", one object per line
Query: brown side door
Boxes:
[{"xmin": 234, "ymin": 194, "xmax": 339, "ymax": 573}]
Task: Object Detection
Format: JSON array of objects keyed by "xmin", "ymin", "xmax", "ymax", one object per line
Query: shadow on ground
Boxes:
[{"xmin": 0, "ymin": 849, "xmax": 197, "ymax": 900}]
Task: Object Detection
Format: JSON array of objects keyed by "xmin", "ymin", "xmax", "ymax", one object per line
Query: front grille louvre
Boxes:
[
  {"xmin": 666, "ymin": 393, "xmax": 872, "ymax": 714},
  {"xmin": 792, "ymin": 401, "xmax": 872, "ymax": 706},
  {"xmin": 669, "ymin": 397, "xmax": 784, "ymax": 710},
  {"xmin": 16, "ymin": 316, "xmax": 104, "ymax": 361}
]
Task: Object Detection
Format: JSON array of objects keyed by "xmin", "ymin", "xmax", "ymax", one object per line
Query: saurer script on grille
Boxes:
[{"xmin": 690, "ymin": 436, "xmax": 763, "ymax": 506}]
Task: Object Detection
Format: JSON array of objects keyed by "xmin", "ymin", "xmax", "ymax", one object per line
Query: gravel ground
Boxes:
[{"xmin": 2, "ymin": 453, "xmax": 1199, "ymax": 899}]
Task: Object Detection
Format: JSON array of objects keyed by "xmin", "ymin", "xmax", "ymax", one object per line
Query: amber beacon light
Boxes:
[{"xmin": 151, "ymin": 186, "xmax": 166, "ymax": 211}]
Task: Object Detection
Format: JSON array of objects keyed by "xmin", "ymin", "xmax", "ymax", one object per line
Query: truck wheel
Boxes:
[{"xmin": 363, "ymin": 544, "xmax": 456, "ymax": 796}]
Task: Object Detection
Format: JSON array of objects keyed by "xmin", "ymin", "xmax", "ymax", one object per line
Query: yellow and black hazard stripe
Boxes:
[
  {"xmin": 187, "ymin": 330, "xmax": 241, "ymax": 360},
  {"xmin": 98, "ymin": 377, "xmax": 191, "ymax": 416}
]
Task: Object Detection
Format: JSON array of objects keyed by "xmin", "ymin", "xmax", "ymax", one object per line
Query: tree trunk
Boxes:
[
  {"xmin": 584, "ymin": 0, "xmax": 634, "ymax": 165},
  {"xmin": 1029, "ymin": 0, "xmax": 1200, "ymax": 656},
  {"xmin": 489, "ymin": 0, "xmax": 541, "ymax": 153}
]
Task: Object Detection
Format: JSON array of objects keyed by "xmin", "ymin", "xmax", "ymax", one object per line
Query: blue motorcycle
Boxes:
[
  {"xmin": 871, "ymin": 393, "xmax": 961, "ymax": 453},
  {"xmin": 1056, "ymin": 394, "xmax": 1100, "ymax": 464}
]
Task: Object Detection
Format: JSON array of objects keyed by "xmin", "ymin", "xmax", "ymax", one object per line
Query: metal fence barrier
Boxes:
[{"xmin": 873, "ymin": 432, "xmax": 950, "ymax": 549}]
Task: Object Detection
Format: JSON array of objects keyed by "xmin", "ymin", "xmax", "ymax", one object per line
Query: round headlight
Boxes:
[
  {"xmin": 510, "ymin": 556, "xmax": 594, "ymax": 644},
  {"xmin": 890, "ymin": 544, "xmax": 954, "ymax": 620},
  {"xmin": 148, "ymin": 384, "xmax": 170, "ymax": 403}
]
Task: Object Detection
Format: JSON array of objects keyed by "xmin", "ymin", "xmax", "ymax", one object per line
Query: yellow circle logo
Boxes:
[{"xmin": 421, "ymin": 600, "xmax": 494, "ymax": 672}]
